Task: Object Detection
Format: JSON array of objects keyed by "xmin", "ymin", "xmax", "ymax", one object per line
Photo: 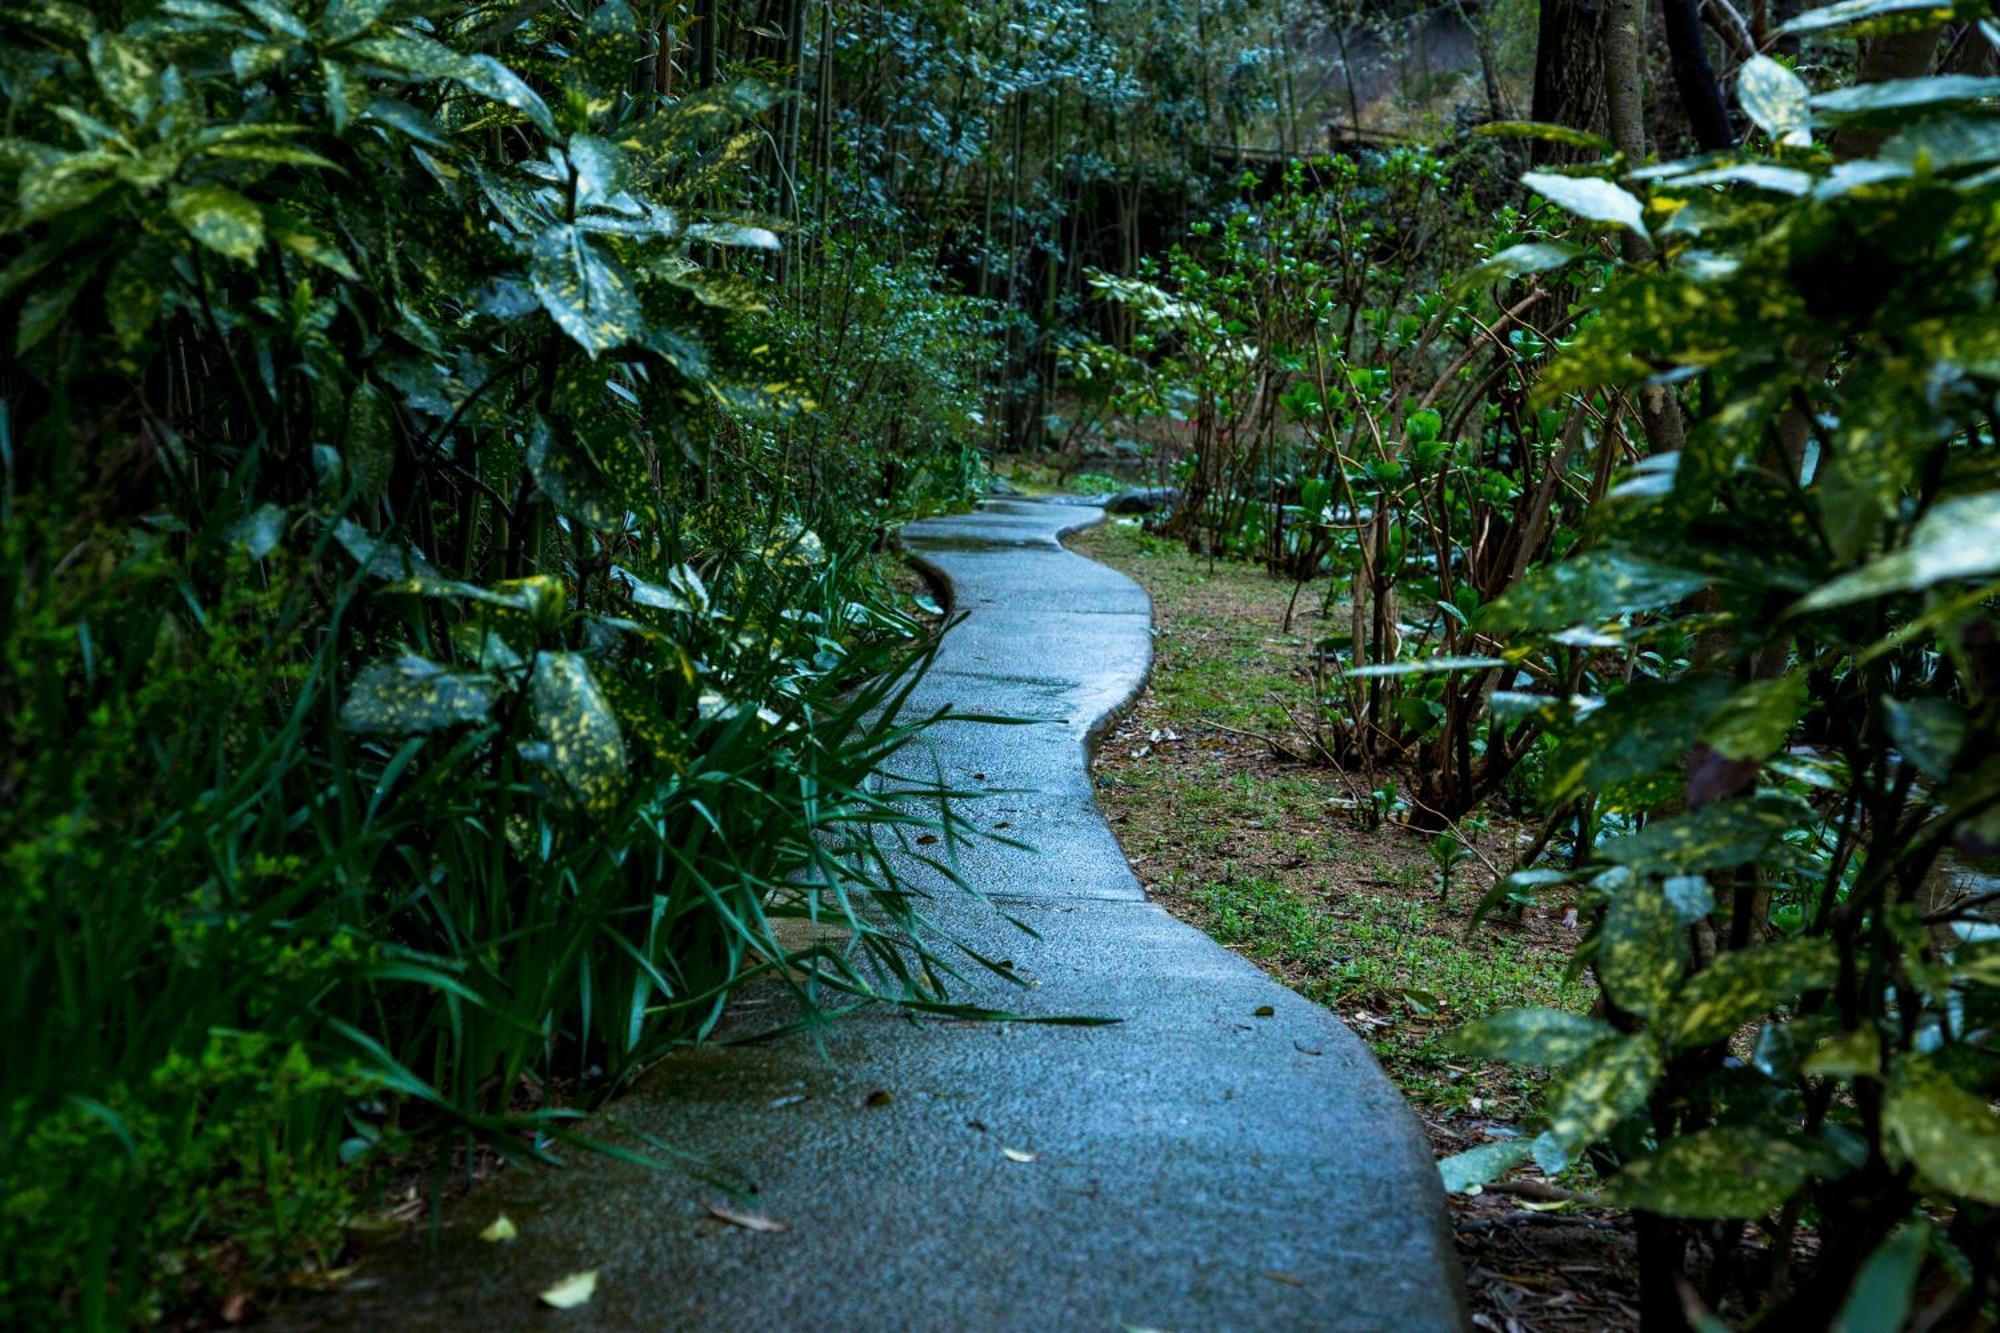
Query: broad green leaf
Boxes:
[
  {"xmin": 1798, "ymin": 492, "xmax": 2000, "ymax": 610},
  {"xmin": 1476, "ymin": 121, "xmax": 1616, "ymax": 153},
  {"xmin": 87, "ymin": 32, "xmax": 155, "ymax": 116},
  {"xmin": 1600, "ymin": 881, "xmax": 1684, "ymax": 1022},
  {"xmin": 567, "ymin": 134, "xmax": 630, "ymax": 208},
  {"xmin": 322, "ymin": 0, "xmax": 392, "ymax": 43},
  {"xmin": 529, "ymin": 652, "xmax": 628, "ymax": 809},
  {"xmin": 1813, "ymin": 76, "xmax": 2000, "ymax": 118},
  {"xmin": 1803, "ymin": 1027, "xmax": 1882, "ymax": 1077},
  {"xmin": 331, "ymin": 518, "xmax": 437, "ymax": 579},
  {"xmin": 1738, "ymin": 56, "xmax": 1812, "ymax": 147},
  {"xmin": 530, "ymin": 225, "xmax": 643, "ymax": 358},
  {"xmin": 567, "ymin": 0, "xmax": 640, "ymax": 105},
  {"xmin": 1544, "ymin": 675, "xmax": 1732, "ymax": 801},
  {"xmin": 1667, "ymin": 939, "xmax": 1836, "ymax": 1048},
  {"xmin": 342, "ymin": 657, "xmax": 498, "ymax": 733},
  {"xmin": 229, "ymin": 503, "xmax": 287, "ymax": 559},
  {"xmin": 1457, "ymin": 241, "xmax": 1585, "ymax": 291},
  {"xmin": 1540, "ymin": 1033, "xmax": 1664, "ymax": 1164},
  {"xmin": 18, "ymin": 153, "xmax": 121, "ymax": 226},
  {"xmin": 1604, "ymin": 1126, "xmax": 1819, "ymax": 1218},
  {"xmin": 1882, "ymin": 114, "xmax": 2000, "ymax": 172},
  {"xmin": 1884, "ymin": 696, "xmax": 1966, "ymax": 779},
  {"xmin": 1781, "ymin": 0, "xmax": 1955, "ymax": 35},
  {"xmin": 1437, "ymin": 1140, "xmax": 1531, "ymax": 1194},
  {"xmin": 1883, "ymin": 1070, "xmax": 2000, "ymax": 1204},
  {"xmin": 1481, "ymin": 550, "xmax": 1708, "ymax": 633},
  {"xmin": 1521, "ymin": 172, "xmax": 1649, "ymax": 241},
  {"xmin": 1659, "ymin": 163, "xmax": 1814, "ymax": 195},
  {"xmin": 1348, "ymin": 655, "xmax": 1506, "ymax": 678},
  {"xmin": 454, "ymin": 54, "xmax": 556, "ymax": 137},
  {"xmin": 1448, "ymin": 1008, "xmax": 1618, "ymax": 1066},
  {"xmin": 1835, "ymin": 1225, "xmax": 1931, "ymax": 1333},
  {"xmin": 274, "ymin": 223, "xmax": 360, "ymax": 281},
  {"xmin": 1700, "ymin": 675, "xmax": 1806, "ymax": 762},
  {"xmin": 169, "ymin": 184, "xmax": 265, "ymax": 263},
  {"xmin": 1601, "ymin": 794, "xmax": 1809, "ymax": 873}
]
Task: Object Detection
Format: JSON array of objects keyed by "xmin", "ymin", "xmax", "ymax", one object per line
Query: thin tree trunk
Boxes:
[{"xmin": 1664, "ymin": 0, "xmax": 1736, "ymax": 150}]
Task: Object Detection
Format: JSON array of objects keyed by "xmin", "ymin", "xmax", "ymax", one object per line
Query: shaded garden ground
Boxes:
[{"xmin": 1073, "ymin": 518, "xmax": 1648, "ymax": 1331}]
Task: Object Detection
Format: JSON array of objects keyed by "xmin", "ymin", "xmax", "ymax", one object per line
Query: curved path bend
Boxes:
[{"xmin": 286, "ymin": 497, "xmax": 1464, "ymax": 1331}]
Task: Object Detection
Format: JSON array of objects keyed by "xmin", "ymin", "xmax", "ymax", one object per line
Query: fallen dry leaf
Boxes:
[
  {"xmin": 1253, "ymin": 1004, "xmax": 1275, "ymax": 1017},
  {"xmin": 478, "ymin": 1214, "xmax": 518, "ymax": 1243},
  {"xmin": 864, "ymin": 1089, "xmax": 893, "ymax": 1107},
  {"xmin": 539, "ymin": 1270, "xmax": 598, "ymax": 1309},
  {"xmin": 1000, "ymin": 1146, "xmax": 1036, "ymax": 1163},
  {"xmin": 706, "ymin": 1203, "xmax": 789, "ymax": 1233}
]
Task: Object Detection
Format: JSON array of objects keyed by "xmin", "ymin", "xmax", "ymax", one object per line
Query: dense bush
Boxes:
[
  {"xmin": 1433, "ymin": 38, "xmax": 2000, "ymax": 1326},
  {"xmin": 0, "ymin": 0, "xmax": 988, "ymax": 1324}
]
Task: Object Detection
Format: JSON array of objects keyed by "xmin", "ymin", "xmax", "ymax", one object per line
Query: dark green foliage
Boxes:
[
  {"xmin": 1438, "ymin": 33, "xmax": 2000, "ymax": 1324},
  {"xmin": 0, "ymin": 1, "xmax": 990, "ymax": 1325}
]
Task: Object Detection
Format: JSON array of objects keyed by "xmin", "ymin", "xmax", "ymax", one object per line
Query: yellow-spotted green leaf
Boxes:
[
  {"xmin": 1438, "ymin": 1140, "xmax": 1532, "ymax": 1194},
  {"xmin": 87, "ymin": 32, "xmax": 154, "ymax": 115},
  {"xmin": 1475, "ymin": 120, "xmax": 1615, "ymax": 153},
  {"xmin": 344, "ymin": 380, "xmax": 396, "ymax": 500},
  {"xmin": 322, "ymin": 0, "xmax": 393, "ymax": 43},
  {"xmin": 1780, "ymin": 0, "xmax": 1955, "ymax": 35},
  {"xmin": 567, "ymin": 134, "xmax": 631, "ymax": 208},
  {"xmin": 385, "ymin": 574, "xmax": 564, "ymax": 622},
  {"xmin": 1799, "ymin": 493, "xmax": 2000, "ymax": 611},
  {"xmin": 1480, "ymin": 550, "xmax": 1708, "ymax": 633},
  {"xmin": 1600, "ymin": 880, "xmax": 1684, "ymax": 1022},
  {"xmin": 529, "ymin": 652, "xmax": 627, "ymax": 809},
  {"xmin": 1540, "ymin": 1033, "xmax": 1664, "ymax": 1165},
  {"xmin": 530, "ymin": 225, "xmax": 643, "ymax": 357},
  {"xmin": 566, "ymin": 0, "xmax": 640, "ymax": 106},
  {"xmin": 1700, "ymin": 674, "xmax": 1807, "ymax": 762},
  {"xmin": 1667, "ymin": 938, "xmax": 1836, "ymax": 1048},
  {"xmin": 1883, "ymin": 1070, "xmax": 2000, "ymax": 1204},
  {"xmin": 1888, "ymin": 1072, "xmax": 2000, "ymax": 1200},
  {"xmin": 274, "ymin": 222, "xmax": 360, "ymax": 281},
  {"xmin": 613, "ymin": 563, "xmax": 709, "ymax": 615},
  {"xmin": 1881, "ymin": 114, "xmax": 2000, "ymax": 173},
  {"xmin": 169, "ymin": 184, "xmax": 265, "ymax": 263},
  {"xmin": 1544, "ymin": 675, "xmax": 1732, "ymax": 802},
  {"xmin": 453, "ymin": 53, "xmax": 555, "ymax": 137},
  {"xmin": 1738, "ymin": 55, "xmax": 1813, "ymax": 147},
  {"xmin": 1521, "ymin": 171, "xmax": 1649, "ymax": 241},
  {"xmin": 1604, "ymin": 1126, "xmax": 1820, "ymax": 1218},
  {"xmin": 1601, "ymin": 793, "xmax": 1808, "ymax": 873},
  {"xmin": 525, "ymin": 415, "xmax": 651, "ymax": 530},
  {"xmin": 19, "ymin": 153, "xmax": 121, "ymax": 226},
  {"xmin": 1803, "ymin": 1027, "xmax": 1882, "ymax": 1077},
  {"xmin": 342, "ymin": 657, "xmax": 498, "ymax": 733},
  {"xmin": 1448, "ymin": 1007, "xmax": 1619, "ymax": 1066},
  {"xmin": 230, "ymin": 42, "xmax": 291, "ymax": 82}
]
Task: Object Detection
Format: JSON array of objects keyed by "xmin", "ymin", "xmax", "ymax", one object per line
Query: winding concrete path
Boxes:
[{"xmin": 284, "ymin": 497, "xmax": 1463, "ymax": 1331}]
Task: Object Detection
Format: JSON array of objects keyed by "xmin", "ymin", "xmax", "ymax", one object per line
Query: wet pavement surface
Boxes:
[{"xmin": 278, "ymin": 497, "xmax": 1464, "ymax": 1332}]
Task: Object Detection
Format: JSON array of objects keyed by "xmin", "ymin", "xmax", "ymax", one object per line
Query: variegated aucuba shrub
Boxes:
[
  {"xmin": 1436, "ymin": 24, "xmax": 2000, "ymax": 1329},
  {"xmin": 0, "ymin": 0, "xmax": 985, "ymax": 1324}
]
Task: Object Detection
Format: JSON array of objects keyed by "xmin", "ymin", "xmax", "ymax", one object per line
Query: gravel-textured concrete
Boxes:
[{"xmin": 278, "ymin": 497, "xmax": 1464, "ymax": 1332}]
